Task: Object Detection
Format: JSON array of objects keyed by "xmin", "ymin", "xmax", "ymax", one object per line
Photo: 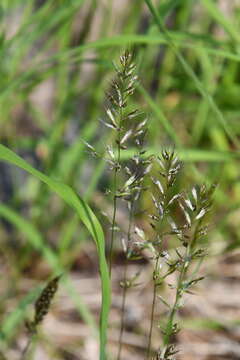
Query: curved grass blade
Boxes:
[{"xmin": 0, "ymin": 144, "xmax": 110, "ymax": 360}]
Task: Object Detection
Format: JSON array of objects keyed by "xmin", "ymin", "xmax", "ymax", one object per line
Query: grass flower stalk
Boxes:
[
  {"xmin": 117, "ymin": 202, "xmax": 134, "ymax": 360},
  {"xmin": 159, "ymin": 184, "xmax": 215, "ymax": 359},
  {"xmin": 146, "ymin": 149, "xmax": 181, "ymax": 359},
  {"xmin": 21, "ymin": 276, "xmax": 61, "ymax": 360},
  {"xmin": 106, "ymin": 51, "xmax": 140, "ymax": 276}
]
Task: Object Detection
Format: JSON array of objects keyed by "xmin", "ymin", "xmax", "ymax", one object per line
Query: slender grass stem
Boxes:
[
  {"xmin": 162, "ymin": 223, "xmax": 200, "ymax": 356},
  {"xmin": 146, "ymin": 255, "xmax": 160, "ymax": 360},
  {"xmin": 117, "ymin": 271, "xmax": 127, "ymax": 360},
  {"xmin": 109, "ymin": 109, "xmax": 122, "ymax": 276},
  {"xmin": 109, "ymin": 169, "xmax": 118, "ymax": 276},
  {"xmin": 20, "ymin": 335, "xmax": 34, "ymax": 360},
  {"xmin": 117, "ymin": 203, "xmax": 134, "ymax": 360},
  {"xmin": 162, "ymin": 261, "xmax": 186, "ymax": 350}
]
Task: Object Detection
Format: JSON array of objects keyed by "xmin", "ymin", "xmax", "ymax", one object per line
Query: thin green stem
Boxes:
[
  {"xmin": 117, "ymin": 203, "xmax": 134, "ymax": 360},
  {"xmin": 162, "ymin": 259, "xmax": 186, "ymax": 349},
  {"xmin": 161, "ymin": 223, "xmax": 200, "ymax": 356},
  {"xmin": 146, "ymin": 256, "xmax": 160, "ymax": 360},
  {"xmin": 117, "ymin": 273, "xmax": 127, "ymax": 360},
  {"xmin": 20, "ymin": 334, "xmax": 34, "ymax": 360},
  {"xmin": 109, "ymin": 109, "xmax": 122, "ymax": 277},
  {"xmin": 109, "ymin": 168, "xmax": 118, "ymax": 277}
]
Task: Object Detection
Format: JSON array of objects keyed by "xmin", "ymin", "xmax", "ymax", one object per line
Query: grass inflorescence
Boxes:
[
  {"xmin": 146, "ymin": 151, "xmax": 215, "ymax": 358},
  {"xmin": 21, "ymin": 275, "xmax": 61, "ymax": 360},
  {"xmin": 105, "ymin": 50, "xmax": 142, "ymax": 275},
  {"xmin": 27, "ymin": 275, "xmax": 61, "ymax": 333},
  {"xmin": 85, "ymin": 52, "xmax": 216, "ymax": 359}
]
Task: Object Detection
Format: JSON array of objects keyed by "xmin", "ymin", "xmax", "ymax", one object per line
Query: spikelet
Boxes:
[
  {"xmin": 27, "ymin": 275, "xmax": 61, "ymax": 333},
  {"xmin": 34, "ymin": 275, "xmax": 60, "ymax": 325}
]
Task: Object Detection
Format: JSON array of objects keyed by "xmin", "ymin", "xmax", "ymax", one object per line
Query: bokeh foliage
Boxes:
[{"xmin": 1, "ymin": 0, "xmax": 240, "ymax": 358}]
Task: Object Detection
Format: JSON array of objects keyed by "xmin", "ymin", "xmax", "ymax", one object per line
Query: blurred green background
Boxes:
[{"xmin": 1, "ymin": 1, "xmax": 240, "ymax": 359}]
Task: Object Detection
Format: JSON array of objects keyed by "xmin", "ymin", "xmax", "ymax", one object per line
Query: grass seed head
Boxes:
[
  {"xmin": 35, "ymin": 275, "xmax": 60, "ymax": 323},
  {"xmin": 27, "ymin": 275, "xmax": 61, "ymax": 333}
]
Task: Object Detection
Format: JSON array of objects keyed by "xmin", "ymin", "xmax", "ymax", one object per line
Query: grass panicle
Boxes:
[
  {"xmin": 116, "ymin": 101, "xmax": 153, "ymax": 360},
  {"xmin": 160, "ymin": 183, "xmax": 216, "ymax": 356},
  {"xmin": 145, "ymin": 149, "xmax": 182, "ymax": 359},
  {"xmin": 21, "ymin": 275, "xmax": 61, "ymax": 360},
  {"xmin": 27, "ymin": 275, "xmax": 61, "ymax": 332},
  {"xmin": 105, "ymin": 50, "xmax": 141, "ymax": 275},
  {"xmin": 142, "ymin": 150, "xmax": 215, "ymax": 358}
]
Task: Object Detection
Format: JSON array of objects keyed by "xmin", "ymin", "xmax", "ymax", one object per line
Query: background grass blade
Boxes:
[
  {"xmin": 0, "ymin": 203, "xmax": 97, "ymax": 343},
  {"xmin": 144, "ymin": 0, "xmax": 239, "ymax": 148},
  {"xmin": 202, "ymin": 0, "xmax": 240, "ymax": 43}
]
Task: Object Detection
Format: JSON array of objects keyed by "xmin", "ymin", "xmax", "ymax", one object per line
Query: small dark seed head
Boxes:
[{"xmin": 33, "ymin": 275, "xmax": 61, "ymax": 328}]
